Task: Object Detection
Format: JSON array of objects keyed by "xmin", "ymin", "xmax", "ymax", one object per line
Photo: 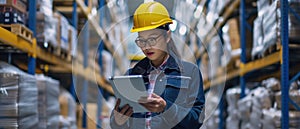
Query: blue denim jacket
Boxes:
[{"xmin": 110, "ymin": 55, "xmax": 205, "ymax": 129}]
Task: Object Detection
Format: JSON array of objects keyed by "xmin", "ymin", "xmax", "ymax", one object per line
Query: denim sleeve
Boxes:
[{"xmin": 160, "ymin": 67, "xmax": 205, "ymax": 129}]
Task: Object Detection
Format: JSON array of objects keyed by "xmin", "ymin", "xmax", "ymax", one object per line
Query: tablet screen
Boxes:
[{"xmin": 109, "ymin": 75, "xmax": 149, "ymax": 112}]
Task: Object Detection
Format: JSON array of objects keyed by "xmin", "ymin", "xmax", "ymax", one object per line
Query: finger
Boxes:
[
  {"xmin": 138, "ymin": 96, "xmax": 148, "ymax": 102},
  {"xmin": 148, "ymin": 98, "xmax": 160, "ymax": 104},
  {"xmin": 119, "ymin": 104, "xmax": 130, "ymax": 115},
  {"xmin": 124, "ymin": 107, "xmax": 133, "ymax": 117},
  {"xmin": 139, "ymin": 103, "xmax": 153, "ymax": 112},
  {"xmin": 114, "ymin": 98, "xmax": 121, "ymax": 110},
  {"xmin": 151, "ymin": 93, "xmax": 160, "ymax": 98},
  {"xmin": 139, "ymin": 103, "xmax": 152, "ymax": 110},
  {"xmin": 146, "ymin": 103, "xmax": 160, "ymax": 109},
  {"xmin": 138, "ymin": 98, "xmax": 150, "ymax": 104}
]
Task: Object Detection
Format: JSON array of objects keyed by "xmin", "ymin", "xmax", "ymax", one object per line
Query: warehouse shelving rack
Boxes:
[
  {"xmin": 240, "ymin": 0, "xmax": 300, "ymax": 128},
  {"xmin": 0, "ymin": 0, "xmax": 115, "ymax": 128},
  {"xmin": 199, "ymin": 0, "xmax": 300, "ymax": 129}
]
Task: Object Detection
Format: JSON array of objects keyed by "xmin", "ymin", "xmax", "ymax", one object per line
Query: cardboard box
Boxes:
[
  {"xmin": 228, "ymin": 18, "xmax": 240, "ymax": 50},
  {"xmin": 0, "ymin": 6, "xmax": 25, "ymax": 24},
  {"xmin": 54, "ymin": 12, "xmax": 69, "ymax": 52},
  {"xmin": 68, "ymin": 25, "xmax": 77, "ymax": 57},
  {"xmin": 0, "ymin": 0, "xmax": 27, "ymax": 13}
]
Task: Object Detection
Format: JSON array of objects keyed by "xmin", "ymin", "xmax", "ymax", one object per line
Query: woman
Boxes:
[{"xmin": 110, "ymin": 2, "xmax": 205, "ymax": 129}]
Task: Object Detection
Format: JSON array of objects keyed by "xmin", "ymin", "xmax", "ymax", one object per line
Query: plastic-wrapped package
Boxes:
[
  {"xmin": 37, "ymin": 0, "xmax": 53, "ymax": 13},
  {"xmin": 36, "ymin": 74, "xmax": 60, "ymax": 129},
  {"xmin": 237, "ymin": 95, "xmax": 252, "ymax": 122},
  {"xmin": 252, "ymin": 14, "xmax": 264, "ymax": 59},
  {"xmin": 250, "ymin": 87, "xmax": 273, "ymax": 109},
  {"xmin": 240, "ymin": 121, "xmax": 252, "ymax": 129},
  {"xmin": 275, "ymin": 90, "xmax": 300, "ymax": 110},
  {"xmin": 226, "ymin": 114, "xmax": 240, "ymax": 129},
  {"xmin": 290, "ymin": 81, "xmax": 300, "ymax": 90},
  {"xmin": 262, "ymin": 77, "xmax": 281, "ymax": 92},
  {"xmin": 0, "ymin": 61, "xmax": 38, "ymax": 129},
  {"xmin": 257, "ymin": 0, "xmax": 271, "ymax": 16},
  {"xmin": 69, "ymin": 25, "xmax": 78, "ymax": 57},
  {"xmin": 221, "ymin": 29, "xmax": 232, "ymax": 67},
  {"xmin": 36, "ymin": 0, "xmax": 58, "ymax": 48},
  {"xmin": 262, "ymin": 108, "xmax": 300, "ymax": 129},
  {"xmin": 253, "ymin": 0, "xmax": 300, "ymax": 58},
  {"xmin": 226, "ymin": 87, "xmax": 242, "ymax": 109},
  {"xmin": 262, "ymin": 0, "xmax": 279, "ymax": 54},
  {"xmin": 201, "ymin": 110, "xmax": 219, "ymax": 129},
  {"xmin": 54, "ymin": 12, "xmax": 70, "ymax": 51},
  {"xmin": 289, "ymin": 1, "xmax": 300, "ymax": 42},
  {"xmin": 249, "ymin": 106, "xmax": 263, "ymax": 129},
  {"xmin": 59, "ymin": 88, "xmax": 77, "ymax": 129}
]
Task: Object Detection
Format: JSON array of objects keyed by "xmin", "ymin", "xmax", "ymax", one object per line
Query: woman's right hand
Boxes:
[{"xmin": 113, "ymin": 99, "xmax": 133, "ymax": 126}]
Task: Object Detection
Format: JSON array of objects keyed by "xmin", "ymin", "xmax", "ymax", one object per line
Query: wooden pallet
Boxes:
[
  {"xmin": 0, "ymin": 24, "xmax": 33, "ymax": 43},
  {"xmin": 253, "ymin": 43, "xmax": 281, "ymax": 60},
  {"xmin": 46, "ymin": 43, "xmax": 61, "ymax": 57},
  {"xmin": 60, "ymin": 48, "xmax": 72, "ymax": 62},
  {"xmin": 226, "ymin": 57, "xmax": 241, "ymax": 72}
]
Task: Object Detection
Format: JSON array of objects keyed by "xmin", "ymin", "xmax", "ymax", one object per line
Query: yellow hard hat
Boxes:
[{"xmin": 130, "ymin": 2, "xmax": 173, "ymax": 33}]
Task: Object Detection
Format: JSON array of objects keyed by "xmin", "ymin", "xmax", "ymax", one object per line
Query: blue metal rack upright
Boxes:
[
  {"xmin": 239, "ymin": 0, "xmax": 247, "ymax": 99},
  {"xmin": 280, "ymin": 0, "xmax": 289, "ymax": 128},
  {"xmin": 70, "ymin": 0, "xmax": 78, "ymax": 102},
  {"xmin": 82, "ymin": 0, "xmax": 89, "ymax": 128},
  {"xmin": 97, "ymin": 0, "xmax": 105, "ymax": 128},
  {"xmin": 28, "ymin": 0, "xmax": 37, "ymax": 75}
]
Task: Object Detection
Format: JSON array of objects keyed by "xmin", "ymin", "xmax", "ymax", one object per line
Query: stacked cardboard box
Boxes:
[
  {"xmin": 0, "ymin": 61, "xmax": 38, "ymax": 129},
  {"xmin": 0, "ymin": 0, "xmax": 27, "ymax": 24},
  {"xmin": 36, "ymin": 0, "xmax": 58, "ymax": 48},
  {"xmin": 36, "ymin": 74, "xmax": 60, "ymax": 129},
  {"xmin": 54, "ymin": 12, "xmax": 70, "ymax": 52}
]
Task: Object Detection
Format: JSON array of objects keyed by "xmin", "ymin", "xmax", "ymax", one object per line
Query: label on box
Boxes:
[
  {"xmin": 4, "ymin": 12, "xmax": 9, "ymax": 17},
  {"xmin": 0, "ymin": 0, "xmax": 6, "ymax": 4}
]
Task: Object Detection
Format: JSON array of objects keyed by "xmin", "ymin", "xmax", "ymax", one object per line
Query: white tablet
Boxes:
[{"xmin": 109, "ymin": 75, "xmax": 149, "ymax": 112}]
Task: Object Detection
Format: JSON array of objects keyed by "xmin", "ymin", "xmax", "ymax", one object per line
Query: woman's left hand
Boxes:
[{"xmin": 138, "ymin": 93, "xmax": 166, "ymax": 113}]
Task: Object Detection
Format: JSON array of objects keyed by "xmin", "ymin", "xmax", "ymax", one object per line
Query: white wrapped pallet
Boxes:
[
  {"xmin": 69, "ymin": 25, "xmax": 78, "ymax": 57},
  {"xmin": 262, "ymin": 0, "xmax": 279, "ymax": 51},
  {"xmin": 237, "ymin": 95, "xmax": 252, "ymax": 122},
  {"xmin": 251, "ymin": 87, "xmax": 273, "ymax": 109},
  {"xmin": 0, "ymin": 61, "xmax": 38, "ymax": 129},
  {"xmin": 275, "ymin": 90, "xmax": 300, "ymax": 110},
  {"xmin": 252, "ymin": 0, "xmax": 300, "ymax": 58},
  {"xmin": 262, "ymin": 77, "xmax": 281, "ymax": 92},
  {"xmin": 262, "ymin": 108, "xmax": 300, "ymax": 129},
  {"xmin": 252, "ymin": 14, "xmax": 264, "ymax": 59},
  {"xmin": 36, "ymin": 0, "xmax": 58, "ymax": 48},
  {"xmin": 36, "ymin": 74, "xmax": 60, "ymax": 129},
  {"xmin": 54, "ymin": 12, "xmax": 70, "ymax": 52},
  {"xmin": 59, "ymin": 88, "xmax": 77, "ymax": 129}
]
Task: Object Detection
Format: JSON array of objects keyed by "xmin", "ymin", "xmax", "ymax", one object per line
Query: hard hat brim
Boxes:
[{"xmin": 130, "ymin": 21, "xmax": 173, "ymax": 33}]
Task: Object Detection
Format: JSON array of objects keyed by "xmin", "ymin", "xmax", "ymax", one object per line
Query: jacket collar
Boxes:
[{"xmin": 131, "ymin": 55, "xmax": 182, "ymax": 75}]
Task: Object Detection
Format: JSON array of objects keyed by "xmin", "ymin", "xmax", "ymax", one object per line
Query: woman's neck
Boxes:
[{"xmin": 151, "ymin": 54, "xmax": 169, "ymax": 68}]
